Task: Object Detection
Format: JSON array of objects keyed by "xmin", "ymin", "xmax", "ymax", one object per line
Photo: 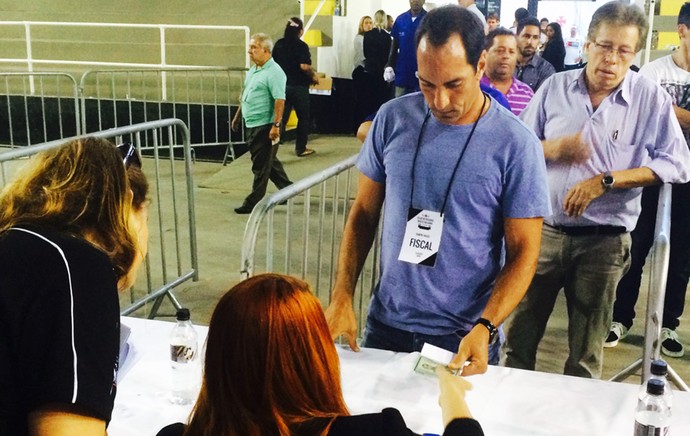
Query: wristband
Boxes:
[{"xmin": 474, "ymin": 317, "xmax": 498, "ymax": 344}]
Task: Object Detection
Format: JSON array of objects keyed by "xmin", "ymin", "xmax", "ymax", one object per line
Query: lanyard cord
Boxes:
[{"xmin": 409, "ymin": 93, "xmax": 488, "ymax": 215}]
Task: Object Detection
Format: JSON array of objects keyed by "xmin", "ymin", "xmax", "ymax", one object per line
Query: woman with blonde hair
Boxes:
[
  {"xmin": 0, "ymin": 137, "xmax": 149, "ymax": 436},
  {"xmin": 158, "ymin": 274, "xmax": 484, "ymax": 436}
]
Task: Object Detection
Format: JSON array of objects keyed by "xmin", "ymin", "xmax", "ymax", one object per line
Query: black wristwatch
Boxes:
[
  {"xmin": 601, "ymin": 172, "xmax": 615, "ymax": 191},
  {"xmin": 273, "ymin": 121, "xmax": 281, "ymax": 128},
  {"xmin": 474, "ymin": 317, "xmax": 498, "ymax": 344}
]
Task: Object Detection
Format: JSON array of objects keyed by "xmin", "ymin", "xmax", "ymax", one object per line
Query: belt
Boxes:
[{"xmin": 547, "ymin": 223, "xmax": 627, "ymax": 236}]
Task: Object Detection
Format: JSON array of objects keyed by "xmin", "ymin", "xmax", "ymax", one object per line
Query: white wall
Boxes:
[
  {"xmin": 316, "ymin": 0, "xmax": 644, "ymax": 78},
  {"xmin": 317, "ymin": 0, "xmax": 459, "ymax": 78}
]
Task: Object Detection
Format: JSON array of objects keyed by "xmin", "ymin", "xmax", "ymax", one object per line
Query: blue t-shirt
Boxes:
[
  {"xmin": 391, "ymin": 9, "xmax": 427, "ymax": 89},
  {"xmin": 357, "ymin": 92, "xmax": 550, "ymax": 335}
]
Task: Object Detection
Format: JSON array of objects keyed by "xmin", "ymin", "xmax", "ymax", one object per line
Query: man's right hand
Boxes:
[
  {"xmin": 230, "ymin": 117, "xmax": 241, "ymax": 132},
  {"xmin": 324, "ymin": 296, "xmax": 360, "ymax": 352},
  {"xmin": 543, "ymin": 132, "xmax": 590, "ymax": 163}
]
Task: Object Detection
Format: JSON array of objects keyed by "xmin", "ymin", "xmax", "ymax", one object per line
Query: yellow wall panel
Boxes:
[
  {"xmin": 660, "ymin": 0, "xmax": 685, "ymax": 16},
  {"xmin": 658, "ymin": 32, "xmax": 680, "ymax": 49},
  {"xmin": 304, "ymin": 0, "xmax": 335, "ymax": 16}
]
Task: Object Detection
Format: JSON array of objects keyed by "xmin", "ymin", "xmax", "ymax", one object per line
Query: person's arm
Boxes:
[
  {"xmin": 28, "ymin": 404, "xmax": 106, "ymax": 436},
  {"xmin": 324, "ymin": 173, "xmax": 385, "ymax": 351},
  {"xmin": 436, "ymin": 367, "xmax": 485, "ymax": 436},
  {"xmin": 673, "ymin": 105, "xmax": 690, "ymax": 131},
  {"xmin": 541, "ymin": 132, "xmax": 590, "ymax": 163},
  {"xmin": 231, "ymin": 101, "xmax": 242, "ymax": 132},
  {"xmin": 449, "ymin": 216, "xmax": 543, "ymax": 375},
  {"xmin": 269, "ymin": 99, "xmax": 285, "ymax": 142},
  {"xmin": 562, "ymin": 168, "xmax": 661, "ymax": 217},
  {"xmin": 386, "ymin": 37, "xmax": 399, "ymax": 70},
  {"xmin": 300, "ymin": 64, "xmax": 318, "ymax": 84}
]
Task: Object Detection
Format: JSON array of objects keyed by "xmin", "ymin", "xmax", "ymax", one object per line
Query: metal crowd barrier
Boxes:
[
  {"xmin": 609, "ymin": 184, "xmax": 689, "ymax": 391},
  {"xmin": 0, "ymin": 72, "xmax": 81, "ymax": 146},
  {"xmin": 0, "ymin": 118, "xmax": 199, "ymax": 319},
  {"xmin": 240, "ymin": 155, "xmax": 381, "ymax": 335},
  {"xmin": 79, "ymin": 68, "xmax": 246, "ymax": 159}
]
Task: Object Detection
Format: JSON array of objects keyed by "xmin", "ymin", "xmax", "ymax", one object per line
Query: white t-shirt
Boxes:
[
  {"xmin": 640, "ymin": 54, "xmax": 690, "ymax": 142},
  {"xmin": 466, "ymin": 4, "xmax": 488, "ymax": 33},
  {"xmin": 564, "ymin": 37, "xmax": 583, "ymax": 65}
]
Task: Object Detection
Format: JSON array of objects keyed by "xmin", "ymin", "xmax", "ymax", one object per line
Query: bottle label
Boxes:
[
  {"xmin": 634, "ymin": 421, "xmax": 669, "ymax": 436},
  {"xmin": 170, "ymin": 344, "xmax": 196, "ymax": 363}
]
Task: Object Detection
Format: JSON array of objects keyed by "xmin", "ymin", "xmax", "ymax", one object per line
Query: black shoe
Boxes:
[{"xmin": 234, "ymin": 205, "xmax": 253, "ymax": 214}]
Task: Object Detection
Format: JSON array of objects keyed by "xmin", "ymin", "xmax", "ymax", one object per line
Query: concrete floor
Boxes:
[{"xmin": 123, "ymin": 133, "xmax": 690, "ymax": 389}]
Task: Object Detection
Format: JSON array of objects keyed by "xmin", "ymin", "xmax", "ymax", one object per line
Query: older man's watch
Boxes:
[
  {"xmin": 273, "ymin": 121, "xmax": 281, "ymax": 128},
  {"xmin": 602, "ymin": 172, "xmax": 615, "ymax": 191},
  {"xmin": 474, "ymin": 317, "xmax": 498, "ymax": 344}
]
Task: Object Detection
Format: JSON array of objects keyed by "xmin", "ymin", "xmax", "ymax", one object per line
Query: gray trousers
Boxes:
[{"xmin": 502, "ymin": 224, "xmax": 631, "ymax": 378}]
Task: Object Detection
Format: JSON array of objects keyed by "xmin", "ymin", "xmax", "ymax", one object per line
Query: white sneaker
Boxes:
[
  {"xmin": 604, "ymin": 322, "xmax": 629, "ymax": 348},
  {"xmin": 661, "ymin": 328, "xmax": 685, "ymax": 358}
]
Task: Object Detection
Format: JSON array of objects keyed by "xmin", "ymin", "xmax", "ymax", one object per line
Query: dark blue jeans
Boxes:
[{"xmin": 361, "ymin": 315, "xmax": 500, "ymax": 365}]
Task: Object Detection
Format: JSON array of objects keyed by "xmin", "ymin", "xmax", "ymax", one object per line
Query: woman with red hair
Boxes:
[{"xmin": 158, "ymin": 274, "xmax": 483, "ymax": 435}]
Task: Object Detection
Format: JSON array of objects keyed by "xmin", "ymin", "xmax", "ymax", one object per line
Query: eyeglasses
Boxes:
[
  {"xmin": 591, "ymin": 42, "xmax": 636, "ymax": 61},
  {"xmin": 117, "ymin": 143, "xmax": 142, "ymax": 169}
]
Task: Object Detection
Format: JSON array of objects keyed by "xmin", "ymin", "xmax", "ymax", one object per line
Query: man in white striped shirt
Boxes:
[{"xmin": 481, "ymin": 27, "xmax": 534, "ymax": 116}]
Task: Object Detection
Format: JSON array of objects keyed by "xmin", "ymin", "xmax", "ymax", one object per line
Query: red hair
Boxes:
[{"xmin": 184, "ymin": 274, "xmax": 349, "ymax": 436}]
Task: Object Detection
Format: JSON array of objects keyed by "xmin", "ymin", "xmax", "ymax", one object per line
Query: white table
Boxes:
[{"xmin": 109, "ymin": 317, "xmax": 690, "ymax": 436}]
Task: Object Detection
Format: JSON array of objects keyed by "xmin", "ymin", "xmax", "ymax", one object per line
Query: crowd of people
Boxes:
[{"xmin": 3, "ymin": 1, "xmax": 690, "ymax": 435}]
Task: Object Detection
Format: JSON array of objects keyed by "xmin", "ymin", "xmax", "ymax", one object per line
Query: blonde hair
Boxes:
[
  {"xmin": 374, "ymin": 10, "xmax": 387, "ymax": 29},
  {"xmin": 0, "ymin": 137, "xmax": 138, "ymax": 280},
  {"xmin": 358, "ymin": 15, "xmax": 372, "ymax": 35}
]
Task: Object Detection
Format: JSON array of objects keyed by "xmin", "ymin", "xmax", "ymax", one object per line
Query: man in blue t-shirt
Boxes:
[
  {"xmin": 325, "ymin": 5, "xmax": 550, "ymax": 377},
  {"xmin": 386, "ymin": 0, "xmax": 427, "ymax": 96}
]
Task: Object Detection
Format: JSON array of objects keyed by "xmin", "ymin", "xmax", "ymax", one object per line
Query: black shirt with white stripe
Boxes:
[{"xmin": 0, "ymin": 227, "xmax": 120, "ymax": 435}]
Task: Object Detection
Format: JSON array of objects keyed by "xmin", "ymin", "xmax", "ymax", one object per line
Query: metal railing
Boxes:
[
  {"xmin": 0, "ymin": 21, "xmax": 250, "ymax": 75},
  {"xmin": 240, "ymin": 154, "xmax": 381, "ymax": 335},
  {"xmin": 609, "ymin": 184, "xmax": 688, "ymax": 390},
  {"xmin": 0, "ymin": 68, "xmax": 246, "ymax": 159},
  {"xmin": 79, "ymin": 68, "xmax": 246, "ymax": 156},
  {"xmin": 0, "ymin": 118, "xmax": 199, "ymax": 319},
  {"xmin": 0, "ymin": 72, "xmax": 81, "ymax": 146}
]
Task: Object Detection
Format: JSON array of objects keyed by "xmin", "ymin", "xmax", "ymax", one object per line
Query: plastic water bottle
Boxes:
[
  {"xmin": 169, "ymin": 308, "xmax": 198, "ymax": 405},
  {"xmin": 634, "ymin": 379, "xmax": 671, "ymax": 436},
  {"xmin": 639, "ymin": 359, "xmax": 673, "ymax": 408}
]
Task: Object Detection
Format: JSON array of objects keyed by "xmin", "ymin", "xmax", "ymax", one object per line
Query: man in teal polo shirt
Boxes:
[{"xmin": 231, "ymin": 33, "xmax": 293, "ymax": 214}]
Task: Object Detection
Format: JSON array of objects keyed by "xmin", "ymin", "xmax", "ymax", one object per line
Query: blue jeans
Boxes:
[{"xmin": 361, "ymin": 316, "xmax": 501, "ymax": 365}]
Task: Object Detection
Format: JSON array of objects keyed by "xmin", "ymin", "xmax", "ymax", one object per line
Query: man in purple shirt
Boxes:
[
  {"xmin": 502, "ymin": 2, "xmax": 690, "ymax": 379},
  {"xmin": 386, "ymin": 0, "xmax": 427, "ymax": 96},
  {"xmin": 514, "ymin": 17, "xmax": 555, "ymax": 91},
  {"xmin": 481, "ymin": 27, "xmax": 534, "ymax": 116}
]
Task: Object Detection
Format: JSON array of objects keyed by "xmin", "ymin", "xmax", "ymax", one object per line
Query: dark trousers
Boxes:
[
  {"xmin": 352, "ymin": 66, "xmax": 391, "ymax": 128},
  {"xmin": 612, "ymin": 183, "xmax": 690, "ymax": 330},
  {"xmin": 242, "ymin": 124, "xmax": 292, "ymax": 208},
  {"xmin": 361, "ymin": 315, "xmax": 501, "ymax": 365},
  {"xmin": 280, "ymin": 85, "xmax": 310, "ymax": 154}
]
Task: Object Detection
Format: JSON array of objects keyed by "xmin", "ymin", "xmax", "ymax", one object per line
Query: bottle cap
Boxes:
[
  {"xmin": 647, "ymin": 378, "xmax": 665, "ymax": 396},
  {"xmin": 176, "ymin": 308, "xmax": 191, "ymax": 321},
  {"xmin": 650, "ymin": 359, "xmax": 668, "ymax": 376}
]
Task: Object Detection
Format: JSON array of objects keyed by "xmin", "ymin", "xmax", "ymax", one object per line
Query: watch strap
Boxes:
[{"xmin": 474, "ymin": 317, "xmax": 498, "ymax": 344}]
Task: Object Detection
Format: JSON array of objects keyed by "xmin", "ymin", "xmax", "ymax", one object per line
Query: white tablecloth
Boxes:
[{"xmin": 109, "ymin": 317, "xmax": 690, "ymax": 436}]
